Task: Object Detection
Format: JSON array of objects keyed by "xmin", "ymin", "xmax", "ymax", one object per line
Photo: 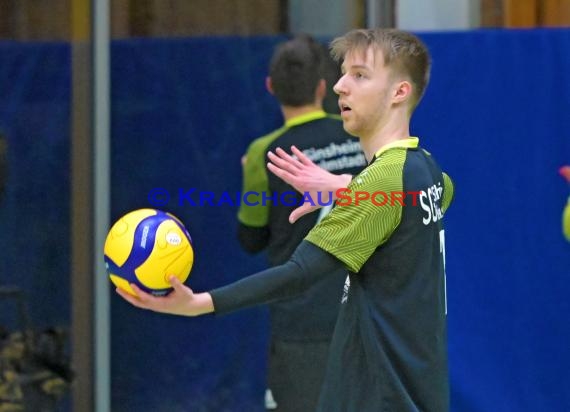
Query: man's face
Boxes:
[{"xmin": 334, "ymin": 47, "xmax": 394, "ymax": 139}]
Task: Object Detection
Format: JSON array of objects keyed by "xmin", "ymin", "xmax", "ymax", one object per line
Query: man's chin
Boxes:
[{"xmin": 342, "ymin": 123, "xmax": 360, "ymax": 137}]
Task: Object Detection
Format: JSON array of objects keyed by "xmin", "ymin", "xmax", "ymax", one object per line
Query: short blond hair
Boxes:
[{"xmin": 331, "ymin": 29, "xmax": 431, "ymax": 109}]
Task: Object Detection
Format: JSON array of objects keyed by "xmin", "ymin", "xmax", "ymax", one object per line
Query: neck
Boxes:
[
  {"xmin": 359, "ymin": 111, "xmax": 411, "ymax": 162},
  {"xmin": 281, "ymin": 104, "xmax": 322, "ymax": 122}
]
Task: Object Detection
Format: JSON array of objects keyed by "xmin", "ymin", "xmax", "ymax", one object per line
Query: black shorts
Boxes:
[{"xmin": 266, "ymin": 339, "xmax": 330, "ymax": 412}]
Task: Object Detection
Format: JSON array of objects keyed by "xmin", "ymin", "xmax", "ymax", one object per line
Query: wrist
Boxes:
[
  {"xmin": 330, "ymin": 174, "xmax": 353, "ymax": 199},
  {"xmin": 339, "ymin": 174, "xmax": 353, "ymax": 187},
  {"xmin": 188, "ymin": 292, "xmax": 214, "ymax": 316}
]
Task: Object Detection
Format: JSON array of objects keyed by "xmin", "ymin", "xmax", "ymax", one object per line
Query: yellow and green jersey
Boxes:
[{"xmin": 307, "ymin": 137, "xmax": 454, "ymax": 412}]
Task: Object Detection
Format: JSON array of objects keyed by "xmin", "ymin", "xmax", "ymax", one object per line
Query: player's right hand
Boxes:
[{"xmin": 116, "ymin": 276, "xmax": 214, "ymax": 317}]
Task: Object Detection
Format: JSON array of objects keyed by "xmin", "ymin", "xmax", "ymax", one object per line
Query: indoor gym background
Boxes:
[{"xmin": 0, "ymin": 29, "xmax": 569, "ymax": 411}]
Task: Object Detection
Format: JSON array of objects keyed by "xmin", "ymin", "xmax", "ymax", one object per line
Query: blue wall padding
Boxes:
[{"xmin": 0, "ymin": 30, "xmax": 569, "ymax": 411}]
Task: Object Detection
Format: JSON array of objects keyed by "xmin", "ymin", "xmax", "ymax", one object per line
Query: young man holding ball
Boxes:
[{"xmin": 118, "ymin": 28, "xmax": 454, "ymax": 412}]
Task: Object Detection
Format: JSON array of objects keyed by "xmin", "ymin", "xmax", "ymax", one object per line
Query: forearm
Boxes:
[
  {"xmin": 181, "ymin": 292, "xmax": 215, "ymax": 316},
  {"xmin": 210, "ymin": 240, "xmax": 344, "ymax": 315}
]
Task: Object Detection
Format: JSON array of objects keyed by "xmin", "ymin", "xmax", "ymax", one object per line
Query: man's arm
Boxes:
[
  {"xmin": 237, "ymin": 144, "xmax": 272, "ymax": 252},
  {"xmin": 116, "ymin": 241, "xmax": 345, "ymax": 316},
  {"xmin": 236, "ymin": 130, "xmax": 290, "ymax": 252},
  {"xmin": 237, "ymin": 223, "xmax": 270, "ymax": 253}
]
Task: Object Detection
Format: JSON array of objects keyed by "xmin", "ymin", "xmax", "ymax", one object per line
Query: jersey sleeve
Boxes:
[
  {"xmin": 305, "ymin": 151, "xmax": 405, "ymax": 273},
  {"xmin": 237, "ymin": 130, "xmax": 283, "ymax": 227},
  {"xmin": 210, "ymin": 240, "xmax": 344, "ymax": 315},
  {"xmin": 442, "ymin": 172, "xmax": 454, "ymax": 213}
]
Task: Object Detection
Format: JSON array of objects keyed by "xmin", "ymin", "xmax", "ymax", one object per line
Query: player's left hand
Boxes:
[
  {"xmin": 116, "ymin": 276, "xmax": 214, "ymax": 317},
  {"xmin": 267, "ymin": 146, "xmax": 352, "ymax": 223}
]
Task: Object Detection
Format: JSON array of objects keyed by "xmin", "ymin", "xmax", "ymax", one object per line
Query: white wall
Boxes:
[
  {"xmin": 287, "ymin": 0, "xmax": 481, "ymax": 36},
  {"xmin": 397, "ymin": 0, "xmax": 480, "ymax": 31},
  {"xmin": 288, "ymin": 0, "xmax": 359, "ymax": 37}
]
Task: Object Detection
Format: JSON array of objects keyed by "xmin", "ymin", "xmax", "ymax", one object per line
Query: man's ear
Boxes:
[
  {"xmin": 393, "ymin": 80, "xmax": 412, "ymax": 104},
  {"xmin": 266, "ymin": 76, "xmax": 274, "ymax": 95}
]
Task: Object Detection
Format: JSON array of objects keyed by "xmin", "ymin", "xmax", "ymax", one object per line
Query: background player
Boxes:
[{"xmin": 237, "ymin": 34, "xmax": 365, "ymax": 411}]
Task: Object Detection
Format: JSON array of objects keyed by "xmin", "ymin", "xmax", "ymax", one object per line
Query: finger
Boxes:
[
  {"xmin": 268, "ymin": 150, "xmax": 302, "ymax": 174},
  {"xmin": 273, "ymin": 147, "xmax": 303, "ymax": 170},
  {"xmin": 129, "ymin": 282, "xmax": 144, "ymax": 297},
  {"xmin": 168, "ymin": 275, "xmax": 189, "ymax": 293},
  {"xmin": 129, "ymin": 283, "xmax": 156, "ymax": 305},
  {"xmin": 289, "ymin": 209, "xmax": 300, "ymax": 224},
  {"xmin": 116, "ymin": 287, "xmax": 148, "ymax": 309},
  {"xmin": 289, "ymin": 203, "xmax": 315, "ymax": 224},
  {"xmin": 267, "ymin": 161, "xmax": 299, "ymax": 187},
  {"xmin": 290, "ymin": 145, "xmax": 315, "ymax": 167}
]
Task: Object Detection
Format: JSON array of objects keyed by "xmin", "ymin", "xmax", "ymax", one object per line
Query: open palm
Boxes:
[{"xmin": 267, "ymin": 145, "xmax": 352, "ymax": 223}]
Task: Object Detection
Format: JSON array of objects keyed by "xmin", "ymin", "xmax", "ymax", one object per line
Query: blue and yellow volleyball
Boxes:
[{"xmin": 104, "ymin": 209, "xmax": 194, "ymax": 296}]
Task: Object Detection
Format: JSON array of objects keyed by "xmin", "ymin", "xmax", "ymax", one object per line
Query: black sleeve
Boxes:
[
  {"xmin": 238, "ymin": 222, "xmax": 269, "ymax": 253},
  {"xmin": 210, "ymin": 240, "xmax": 345, "ymax": 315},
  {"xmin": 237, "ymin": 222, "xmax": 270, "ymax": 254}
]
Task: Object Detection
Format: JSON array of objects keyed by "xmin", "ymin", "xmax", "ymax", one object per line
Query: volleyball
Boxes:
[{"xmin": 104, "ymin": 209, "xmax": 194, "ymax": 297}]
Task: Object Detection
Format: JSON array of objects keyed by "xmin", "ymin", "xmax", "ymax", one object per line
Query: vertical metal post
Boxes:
[
  {"xmin": 71, "ymin": 0, "xmax": 111, "ymax": 410},
  {"xmin": 366, "ymin": 0, "xmax": 396, "ymax": 28},
  {"xmin": 93, "ymin": 0, "xmax": 111, "ymax": 410}
]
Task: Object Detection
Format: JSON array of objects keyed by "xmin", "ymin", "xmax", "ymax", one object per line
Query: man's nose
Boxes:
[{"xmin": 333, "ymin": 75, "xmax": 347, "ymax": 95}]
